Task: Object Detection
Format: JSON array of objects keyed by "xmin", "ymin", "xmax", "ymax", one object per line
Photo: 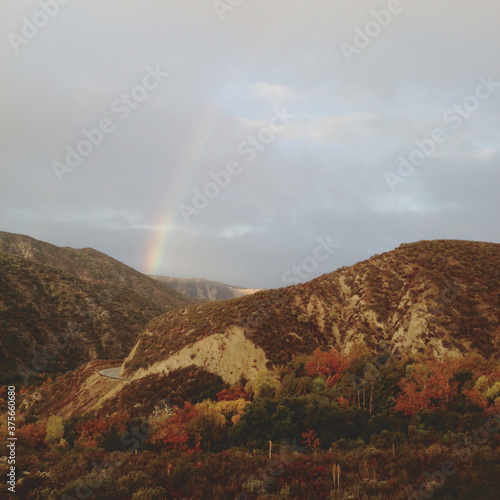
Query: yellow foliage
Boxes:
[
  {"xmin": 485, "ymin": 382, "xmax": 500, "ymax": 401},
  {"xmin": 46, "ymin": 415, "xmax": 65, "ymax": 444},
  {"xmin": 475, "ymin": 375, "xmax": 489, "ymax": 393},
  {"xmin": 193, "ymin": 400, "xmax": 226, "ymax": 428},
  {"xmin": 214, "ymin": 398, "xmax": 249, "ymax": 425}
]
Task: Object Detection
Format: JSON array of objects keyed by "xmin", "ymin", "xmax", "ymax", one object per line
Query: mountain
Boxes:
[
  {"xmin": 0, "ymin": 232, "xmax": 198, "ymax": 384},
  {"xmin": 0, "ymin": 231, "xmax": 195, "ymax": 310},
  {"xmin": 150, "ymin": 275, "xmax": 261, "ymax": 301},
  {"xmin": 122, "ymin": 240, "xmax": 500, "ymax": 385},
  {"xmin": 15, "ymin": 239, "xmax": 500, "ymax": 500}
]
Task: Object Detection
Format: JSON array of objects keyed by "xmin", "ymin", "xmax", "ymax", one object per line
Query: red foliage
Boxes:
[
  {"xmin": 170, "ymin": 402, "xmax": 198, "ymax": 426},
  {"xmin": 301, "ymin": 428, "xmax": 320, "ymax": 449},
  {"xmin": 75, "ymin": 413, "xmax": 128, "ymax": 448},
  {"xmin": 216, "ymin": 385, "xmax": 249, "ymax": 402},
  {"xmin": 18, "ymin": 421, "xmax": 47, "ymax": 448},
  {"xmin": 338, "ymin": 395, "xmax": 349, "ymax": 408},
  {"xmin": 394, "ymin": 361, "xmax": 458, "ymax": 416},
  {"xmin": 161, "ymin": 425, "xmax": 190, "ymax": 450},
  {"xmin": 463, "ymin": 387, "xmax": 489, "ymax": 412},
  {"xmin": 304, "ymin": 348, "xmax": 349, "ymax": 387},
  {"xmin": 76, "ymin": 416, "xmax": 108, "ymax": 448},
  {"xmin": 151, "ymin": 403, "xmax": 200, "ymax": 453}
]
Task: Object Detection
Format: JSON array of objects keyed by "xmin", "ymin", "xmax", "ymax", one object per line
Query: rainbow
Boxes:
[{"xmin": 142, "ymin": 107, "xmax": 219, "ymax": 277}]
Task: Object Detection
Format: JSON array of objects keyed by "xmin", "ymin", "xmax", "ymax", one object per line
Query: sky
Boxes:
[{"xmin": 1, "ymin": 0, "xmax": 499, "ymax": 289}]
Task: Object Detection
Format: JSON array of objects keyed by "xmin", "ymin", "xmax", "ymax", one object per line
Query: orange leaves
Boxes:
[
  {"xmin": 18, "ymin": 420, "xmax": 47, "ymax": 448},
  {"xmin": 216, "ymin": 385, "xmax": 249, "ymax": 402},
  {"xmin": 463, "ymin": 387, "xmax": 489, "ymax": 412},
  {"xmin": 301, "ymin": 428, "xmax": 320, "ymax": 449},
  {"xmin": 153, "ymin": 423, "xmax": 191, "ymax": 451},
  {"xmin": 304, "ymin": 348, "xmax": 349, "ymax": 387},
  {"xmin": 150, "ymin": 398, "xmax": 249, "ymax": 453},
  {"xmin": 394, "ymin": 361, "xmax": 458, "ymax": 416},
  {"xmin": 75, "ymin": 416, "xmax": 108, "ymax": 448},
  {"xmin": 337, "ymin": 395, "xmax": 349, "ymax": 409},
  {"xmin": 75, "ymin": 413, "xmax": 128, "ymax": 449},
  {"xmin": 150, "ymin": 402, "xmax": 200, "ymax": 453}
]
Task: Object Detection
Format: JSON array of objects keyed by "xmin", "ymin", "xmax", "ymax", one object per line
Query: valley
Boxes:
[{"xmin": 0, "ymin": 235, "xmax": 499, "ymax": 498}]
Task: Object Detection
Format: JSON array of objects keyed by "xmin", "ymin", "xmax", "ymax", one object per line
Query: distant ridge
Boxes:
[{"xmin": 150, "ymin": 275, "xmax": 262, "ymax": 301}]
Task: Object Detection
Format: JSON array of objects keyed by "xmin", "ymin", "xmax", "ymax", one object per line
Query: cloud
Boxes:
[{"xmin": 1, "ymin": 0, "xmax": 498, "ymax": 288}]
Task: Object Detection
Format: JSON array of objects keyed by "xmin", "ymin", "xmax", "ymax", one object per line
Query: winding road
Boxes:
[{"xmin": 99, "ymin": 367, "xmax": 129, "ymax": 381}]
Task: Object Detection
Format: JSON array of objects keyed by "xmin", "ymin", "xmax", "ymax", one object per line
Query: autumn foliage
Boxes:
[
  {"xmin": 151, "ymin": 402, "xmax": 200, "ymax": 453},
  {"xmin": 301, "ymin": 428, "xmax": 320, "ymax": 449},
  {"xmin": 393, "ymin": 360, "xmax": 458, "ymax": 416},
  {"xmin": 216, "ymin": 384, "xmax": 249, "ymax": 401},
  {"xmin": 18, "ymin": 420, "xmax": 47, "ymax": 448},
  {"xmin": 304, "ymin": 348, "xmax": 349, "ymax": 387},
  {"xmin": 7, "ymin": 346, "xmax": 500, "ymax": 499},
  {"xmin": 75, "ymin": 413, "xmax": 128, "ymax": 448}
]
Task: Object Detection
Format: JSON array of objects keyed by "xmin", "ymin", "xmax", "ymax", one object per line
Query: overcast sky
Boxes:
[{"xmin": 1, "ymin": 1, "xmax": 499, "ymax": 289}]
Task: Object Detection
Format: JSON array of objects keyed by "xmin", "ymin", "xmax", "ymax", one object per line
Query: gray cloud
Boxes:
[{"xmin": 1, "ymin": 0, "xmax": 499, "ymax": 289}]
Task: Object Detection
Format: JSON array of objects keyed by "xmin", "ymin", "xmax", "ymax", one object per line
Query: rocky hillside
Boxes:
[
  {"xmin": 122, "ymin": 240, "xmax": 499, "ymax": 385},
  {"xmin": 0, "ymin": 231, "xmax": 195, "ymax": 310},
  {"xmin": 150, "ymin": 275, "xmax": 261, "ymax": 301},
  {"xmin": 0, "ymin": 233, "xmax": 198, "ymax": 385}
]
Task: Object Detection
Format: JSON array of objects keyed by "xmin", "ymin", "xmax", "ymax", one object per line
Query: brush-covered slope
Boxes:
[
  {"xmin": 150, "ymin": 275, "xmax": 261, "ymax": 301},
  {"xmin": 23, "ymin": 361, "xmax": 226, "ymax": 420},
  {"xmin": 0, "ymin": 231, "xmax": 195, "ymax": 310},
  {"xmin": 122, "ymin": 240, "xmax": 500, "ymax": 384},
  {"xmin": 0, "ymin": 250, "xmax": 190, "ymax": 385}
]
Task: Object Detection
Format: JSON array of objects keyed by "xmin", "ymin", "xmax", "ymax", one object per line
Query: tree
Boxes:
[
  {"xmin": 230, "ymin": 397, "xmax": 277, "ymax": 447},
  {"xmin": 463, "ymin": 387, "xmax": 489, "ymax": 412},
  {"xmin": 74, "ymin": 416, "xmax": 108, "ymax": 448},
  {"xmin": 185, "ymin": 400, "xmax": 226, "ymax": 452},
  {"xmin": 394, "ymin": 361, "xmax": 458, "ymax": 416},
  {"xmin": 301, "ymin": 428, "xmax": 320, "ymax": 450},
  {"xmin": 74, "ymin": 413, "xmax": 127, "ymax": 449},
  {"xmin": 18, "ymin": 420, "xmax": 47, "ymax": 448},
  {"xmin": 304, "ymin": 348, "xmax": 349, "ymax": 387},
  {"xmin": 485, "ymin": 381, "xmax": 500, "ymax": 402},
  {"xmin": 364, "ymin": 363, "xmax": 380, "ymax": 414},
  {"xmin": 46, "ymin": 415, "xmax": 65, "ymax": 445},
  {"xmin": 150, "ymin": 402, "xmax": 200, "ymax": 453},
  {"xmin": 216, "ymin": 384, "xmax": 249, "ymax": 402},
  {"xmin": 462, "ymin": 376, "xmax": 500, "ymax": 412},
  {"xmin": 216, "ymin": 398, "xmax": 249, "ymax": 425},
  {"xmin": 246, "ymin": 370, "xmax": 280, "ymax": 398}
]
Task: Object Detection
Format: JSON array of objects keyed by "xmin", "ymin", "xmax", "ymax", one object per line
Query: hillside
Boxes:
[
  {"xmin": 0, "ymin": 232, "xmax": 197, "ymax": 385},
  {"xmin": 122, "ymin": 240, "xmax": 500, "ymax": 384},
  {"xmin": 150, "ymin": 275, "xmax": 261, "ymax": 301},
  {"xmin": 0, "ymin": 252, "xmax": 181, "ymax": 384},
  {"xmin": 11, "ymin": 239, "xmax": 500, "ymax": 499},
  {"xmin": 0, "ymin": 231, "xmax": 195, "ymax": 310}
]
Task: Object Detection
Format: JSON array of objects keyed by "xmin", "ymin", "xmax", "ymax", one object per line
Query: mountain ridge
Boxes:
[
  {"xmin": 0, "ymin": 231, "xmax": 196, "ymax": 310},
  {"xmin": 150, "ymin": 275, "xmax": 262, "ymax": 301},
  {"xmin": 122, "ymin": 239, "xmax": 500, "ymax": 384},
  {"xmin": 0, "ymin": 231, "xmax": 198, "ymax": 384}
]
